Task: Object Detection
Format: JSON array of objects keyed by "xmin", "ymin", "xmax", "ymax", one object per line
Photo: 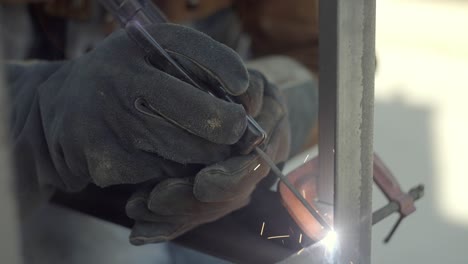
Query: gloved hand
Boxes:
[
  {"xmin": 8, "ymin": 24, "xmax": 263, "ymax": 216},
  {"xmin": 126, "ymin": 70, "xmax": 291, "ymax": 245}
]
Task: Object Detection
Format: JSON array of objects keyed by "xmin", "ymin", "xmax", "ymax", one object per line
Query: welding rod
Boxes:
[{"xmin": 98, "ymin": 0, "xmax": 331, "ymax": 232}]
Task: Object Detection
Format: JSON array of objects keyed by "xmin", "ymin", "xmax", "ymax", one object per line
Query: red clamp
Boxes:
[{"xmin": 373, "ymin": 154, "xmax": 424, "ymax": 243}]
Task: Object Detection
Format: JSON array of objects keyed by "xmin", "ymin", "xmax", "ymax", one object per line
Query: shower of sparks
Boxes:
[
  {"xmin": 302, "ymin": 189, "xmax": 306, "ymax": 199},
  {"xmin": 297, "ymin": 248, "xmax": 305, "ymax": 255},
  {"xmin": 260, "ymin": 222, "xmax": 265, "ymax": 236},
  {"xmin": 299, "ymin": 233, "xmax": 303, "ymax": 244},
  {"xmin": 254, "ymin": 164, "xmax": 261, "ymax": 171},
  {"xmin": 303, "ymin": 154, "xmax": 310, "ymax": 163},
  {"xmin": 267, "ymin": 235, "xmax": 290, "ymax": 240}
]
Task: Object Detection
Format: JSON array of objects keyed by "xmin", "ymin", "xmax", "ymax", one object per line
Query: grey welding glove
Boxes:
[
  {"xmin": 7, "ymin": 24, "xmax": 263, "ymax": 218},
  {"xmin": 126, "ymin": 70, "xmax": 291, "ymax": 245}
]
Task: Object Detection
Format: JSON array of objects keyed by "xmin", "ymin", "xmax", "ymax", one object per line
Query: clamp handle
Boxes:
[{"xmin": 372, "ymin": 154, "xmax": 424, "ymax": 243}]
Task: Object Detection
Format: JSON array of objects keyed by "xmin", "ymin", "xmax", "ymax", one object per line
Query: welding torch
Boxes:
[{"xmin": 98, "ymin": 0, "xmax": 332, "ymax": 232}]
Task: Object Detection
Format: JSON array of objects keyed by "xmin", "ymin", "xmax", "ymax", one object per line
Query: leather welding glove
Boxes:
[
  {"xmin": 126, "ymin": 70, "xmax": 291, "ymax": 245},
  {"xmin": 6, "ymin": 24, "xmax": 259, "ymax": 218}
]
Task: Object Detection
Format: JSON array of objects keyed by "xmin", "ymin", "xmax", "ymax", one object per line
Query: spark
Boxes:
[
  {"xmin": 260, "ymin": 222, "xmax": 265, "ymax": 236},
  {"xmin": 254, "ymin": 164, "xmax": 261, "ymax": 171},
  {"xmin": 299, "ymin": 233, "xmax": 303, "ymax": 244},
  {"xmin": 297, "ymin": 248, "xmax": 305, "ymax": 255},
  {"xmin": 267, "ymin": 235, "xmax": 290, "ymax": 240},
  {"xmin": 303, "ymin": 154, "xmax": 310, "ymax": 163}
]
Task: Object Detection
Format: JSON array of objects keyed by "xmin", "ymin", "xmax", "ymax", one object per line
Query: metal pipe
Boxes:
[{"xmin": 319, "ymin": 0, "xmax": 376, "ymax": 263}]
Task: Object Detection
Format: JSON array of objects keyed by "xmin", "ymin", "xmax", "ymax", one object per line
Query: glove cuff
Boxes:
[{"xmin": 7, "ymin": 60, "xmax": 70, "ymax": 220}]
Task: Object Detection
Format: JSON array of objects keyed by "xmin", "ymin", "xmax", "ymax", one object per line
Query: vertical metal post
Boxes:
[
  {"xmin": 318, "ymin": 1, "xmax": 338, "ymax": 206},
  {"xmin": 0, "ymin": 17, "xmax": 23, "ymax": 263},
  {"xmin": 319, "ymin": 0, "xmax": 376, "ymax": 263}
]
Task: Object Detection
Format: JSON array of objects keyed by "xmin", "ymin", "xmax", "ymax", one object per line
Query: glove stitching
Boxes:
[{"xmin": 134, "ymin": 97, "xmax": 207, "ymax": 149}]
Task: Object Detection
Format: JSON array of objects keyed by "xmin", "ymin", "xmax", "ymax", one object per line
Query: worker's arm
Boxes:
[
  {"xmin": 6, "ymin": 61, "xmax": 65, "ymax": 218},
  {"xmin": 148, "ymin": 0, "xmax": 319, "ymax": 73},
  {"xmin": 235, "ymin": 0, "xmax": 319, "ymax": 73},
  {"xmin": 234, "ymin": 0, "xmax": 320, "ymax": 152}
]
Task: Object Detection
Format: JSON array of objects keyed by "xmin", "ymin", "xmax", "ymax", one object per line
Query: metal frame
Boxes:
[{"xmin": 319, "ymin": 0, "xmax": 376, "ymax": 263}]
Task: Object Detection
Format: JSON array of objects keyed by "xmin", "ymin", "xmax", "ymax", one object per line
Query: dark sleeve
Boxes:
[
  {"xmin": 235, "ymin": 0, "xmax": 319, "ymax": 73},
  {"xmin": 5, "ymin": 61, "xmax": 63, "ymax": 220}
]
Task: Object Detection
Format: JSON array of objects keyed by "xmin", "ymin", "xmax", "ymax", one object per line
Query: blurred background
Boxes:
[{"xmin": 372, "ymin": 0, "xmax": 468, "ymax": 263}]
